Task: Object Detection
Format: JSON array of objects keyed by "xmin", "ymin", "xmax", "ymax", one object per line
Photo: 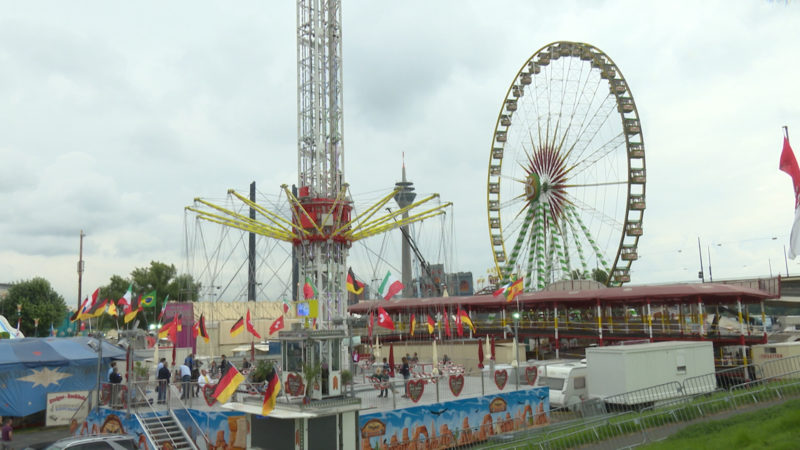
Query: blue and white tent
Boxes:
[{"xmin": 0, "ymin": 337, "xmax": 126, "ymax": 417}]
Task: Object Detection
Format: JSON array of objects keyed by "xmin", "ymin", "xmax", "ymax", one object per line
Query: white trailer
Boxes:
[
  {"xmin": 534, "ymin": 360, "xmax": 588, "ymax": 408},
  {"xmin": 586, "ymin": 341, "xmax": 715, "ymax": 406}
]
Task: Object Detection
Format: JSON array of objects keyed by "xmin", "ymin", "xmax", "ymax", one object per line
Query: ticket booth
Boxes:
[{"xmin": 280, "ymin": 329, "xmax": 345, "ymax": 400}]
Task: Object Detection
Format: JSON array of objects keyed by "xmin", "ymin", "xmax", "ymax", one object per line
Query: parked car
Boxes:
[{"xmin": 41, "ymin": 434, "xmax": 137, "ymax": 450}]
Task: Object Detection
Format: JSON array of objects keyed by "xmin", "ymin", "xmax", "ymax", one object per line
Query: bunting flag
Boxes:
[
  {"xmin": 269, "ymin": 315, "xmax": 285, "ymax": 335},
  {"xmin": 213, "ymin": 365, "xmax": 245, "ymax": 404},
  {"xmin": 261, "ymin": 370, "xmax": 281, "ymax": 416},
  {"xmin": 194, "ymin": 314, "xmax": 210, "ymax": 343},
  {"xmin": 444, "ymin": 310, "xmax": 451, "ymax": 338},
  {"xmin": 230, "ymin": 317, "xmax": 245, "ymax": 337},
  {"xmin": 368, "ymin": 311, "xmax": 374, "ymax": 340},
  {"xmin": 459, "ymin": 308, "xmax": 475, "ymax": 333},
  {"xmin": 376, "ymin": 306, "xmax": 395, "ymax": 330},
  {"xmin": 780, "ymin": 131, "xmax": 800, "ymax": 259},
  {"xmin": 505, "ymin": 278, "xmax": 524, "ymax": 302},
  {"xmin": 426, "ymin": 315, "xmax": 435, "ymax": 335},
  {"xmin": 377, "ymin": 271, "xmax": 403, "ymax": 301},
  {"xmin": 246, "ymin": 310, "xmax": 261, "ymax": 339},
  {"xmin": 77, "ymin": 288, "xmax": 100, "ymax": 321},
  {"xmin": 282, "ymin": 298, "xmax": 291, "ymax": 314},
  {"xmin": 158, "ymin": 295, "xmax": 170, "ymax": 321},
  {"xmin": 123, "ymin": 296, "xmax": 142, "ymax": 324},
  {"xmin": 141, "ymin": 290, "xmax": 157, "ymax": 308},
  {"xmin": 106, "ymin": 300, "xmax": 118, "ymax": 317},
  {"xmin": 410, "ymin": 314, "xmax": 416, "ymax": 337},
  {"xmin": 118, "ymin": 284, "xmax": 132, "ymax": 309},
  {"xmin": 303, "ymin": 277, "xmax": 317, "ymax": 300},
  {"xmin": 346, "ymin": 267, "xmax": 365, "ymax": 295}
]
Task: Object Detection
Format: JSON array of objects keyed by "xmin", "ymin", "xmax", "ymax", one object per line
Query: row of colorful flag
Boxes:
[
  {"xmin": 367, "ymin": 305, "xmax": 476, "ymax": 339},
  {"xmin": 69, "ymin": 285, "xmax": 167, "ymax": 324}
]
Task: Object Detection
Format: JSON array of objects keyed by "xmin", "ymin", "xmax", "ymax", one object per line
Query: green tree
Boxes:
[
  {"xmin": 99, "ymin": 275, "xmax": 132, "ymax": 303},
  {"xmin": 129, "ymin": 261, "xmax": 201, "ymax": 322},
  {"xmin": 0, "ymin": 278, "xmax": 68, "ymax": 337}
]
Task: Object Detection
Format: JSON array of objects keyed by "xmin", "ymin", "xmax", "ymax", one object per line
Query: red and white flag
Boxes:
[
  {"xmin": 780, "ymin": 131, "xmax": 800, "ymax": 258},
  {"xmin": 246, "ymin": 309, "xmax": 261, "ymax": 339},
  {"xmin": 377, "ymin": 306, "xmax": 395, "ymax": 330},
  {"xmin": 268, "ymin": 316, "xmax": 284, "ymax": 335}
]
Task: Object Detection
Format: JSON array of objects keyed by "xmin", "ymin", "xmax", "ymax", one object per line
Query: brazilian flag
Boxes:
[{"xmin": 141, "ymin": 291, "xmax": 157, "ymax": 308}]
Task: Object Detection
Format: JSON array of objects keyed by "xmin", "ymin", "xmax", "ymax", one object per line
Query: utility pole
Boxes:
[
  {"xmin": 697, "ymin": 237, "xmax": 705, "ymax": 283},
  {"xmin": 78, "ymin": 230, "xmax": 86, "ymax": 309}
]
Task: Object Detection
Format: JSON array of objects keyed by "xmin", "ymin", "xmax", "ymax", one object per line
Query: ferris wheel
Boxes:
[{"xmin": 487, "ymin": 41, "xmax": 646, "ymax": 290}]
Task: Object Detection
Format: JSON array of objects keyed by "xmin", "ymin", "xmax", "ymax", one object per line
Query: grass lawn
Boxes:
[{"xmin": 641, "ymin": 398, "xmax": 800, "ymax": 450}]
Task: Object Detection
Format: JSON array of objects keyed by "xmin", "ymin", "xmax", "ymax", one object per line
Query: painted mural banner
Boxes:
[
  {"xmin": 359, "ymin": 387, "xmax": 550, "ymax": 449},
  {"xmin": 46, "ymin": 390, "xmax": 90, "ymax": 427}
]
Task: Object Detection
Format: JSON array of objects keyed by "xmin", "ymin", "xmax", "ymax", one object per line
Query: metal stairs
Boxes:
[{"xmin": 138, "ymin": 412, "xmax": 197, "ymax": 450}]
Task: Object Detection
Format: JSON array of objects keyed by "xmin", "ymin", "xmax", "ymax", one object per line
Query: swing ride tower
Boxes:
[{"xmin": 187, "ymin": 0, "xmax": 451, "ymax": 330}]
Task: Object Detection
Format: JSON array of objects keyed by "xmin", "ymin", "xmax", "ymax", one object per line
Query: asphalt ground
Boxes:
[{"xmin": 7, "ymin": 426, "xmax": 72, "ymax": 450}]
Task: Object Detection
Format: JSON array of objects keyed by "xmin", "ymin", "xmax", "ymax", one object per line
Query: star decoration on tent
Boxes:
[{"xmin": 18, "ymin": 367, "xmax": 72, "ymax": 388}]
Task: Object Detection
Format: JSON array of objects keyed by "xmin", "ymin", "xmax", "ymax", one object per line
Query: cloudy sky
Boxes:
[{"xmin": 1, "ymin": 1, "xmax": 799, "ymax": 307}]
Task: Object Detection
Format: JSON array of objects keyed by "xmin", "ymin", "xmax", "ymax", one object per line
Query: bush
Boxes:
[{"xmin": 251, "ymin": 360, "xmax": 275, "ymax": 383}]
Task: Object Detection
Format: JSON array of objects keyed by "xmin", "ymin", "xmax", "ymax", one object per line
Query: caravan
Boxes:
[{"xmin": 535, "ymin": 360, "xmax": 588, "ymax": 408}]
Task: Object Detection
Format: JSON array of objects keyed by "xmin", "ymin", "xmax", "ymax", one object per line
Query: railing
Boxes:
[{"xmin": 470, "ymin": 360, "xmax": 800, "ymax": 449}]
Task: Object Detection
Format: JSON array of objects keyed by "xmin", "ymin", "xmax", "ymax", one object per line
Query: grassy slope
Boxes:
[{"xmin": 642, "ymin": 399, "xmax": 800, "ymax": 450}]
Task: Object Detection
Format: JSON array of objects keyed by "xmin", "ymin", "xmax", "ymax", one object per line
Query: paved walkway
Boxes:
[{"xmin": 8, "ymin": 426, "xmax": 72, "ymax": 449}]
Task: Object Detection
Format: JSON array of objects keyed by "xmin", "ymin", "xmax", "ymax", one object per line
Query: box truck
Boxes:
[{"xmin": 585, "ymin": 341, "xmax": 716, "ymax": 406}]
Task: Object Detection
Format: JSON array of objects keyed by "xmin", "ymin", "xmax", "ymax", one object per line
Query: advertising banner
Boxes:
[{"xmin": 46, "ymin": 390, "xmax": 90, "ymax": 427}]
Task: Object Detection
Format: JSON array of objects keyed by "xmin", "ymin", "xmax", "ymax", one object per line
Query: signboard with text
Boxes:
[{"xmin": 46, "ymin": 390, "xmax": 90, "ymax": 427}]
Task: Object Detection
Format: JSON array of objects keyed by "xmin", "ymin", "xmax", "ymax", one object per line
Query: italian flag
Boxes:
[{"xmin": 377, "ymin": 271, "xmax": 404, "ymax": 301}]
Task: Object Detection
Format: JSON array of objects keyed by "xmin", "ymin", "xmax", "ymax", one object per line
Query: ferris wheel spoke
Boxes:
[
  {"xmin": 567, "ymin": 133, "xmax": 627, "ymax": 179},
  {"xmin": 561, "ymin": 97, "xmax": 619, "ymax": 166}
]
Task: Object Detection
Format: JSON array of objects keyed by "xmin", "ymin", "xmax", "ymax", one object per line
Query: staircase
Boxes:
[{"xmin": 138, "ymin": 413, "xmax": 197, "ymax": 450}]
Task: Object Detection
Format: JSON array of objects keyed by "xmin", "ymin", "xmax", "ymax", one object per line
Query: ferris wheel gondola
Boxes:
[{"xmin": 487, "ymin": 41, "xmax": 646, "ymax": 290}]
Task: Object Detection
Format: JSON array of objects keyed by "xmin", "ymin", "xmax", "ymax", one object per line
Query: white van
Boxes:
[{"xmin": 535, "ymin": 360, "xmax": 588, "ymax": 409}]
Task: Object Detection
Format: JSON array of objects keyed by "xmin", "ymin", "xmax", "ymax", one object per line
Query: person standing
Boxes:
[
  {"xmin": 378, "ymin": 368, "xmax": 390, "ymax": 398},
  {"xmin": 184, "ymin": 353, "xmax": 194, "ymax": 370},
  {"xmin": 107, "ymin": 361, "xmax": 117, "ymax": 381},
  {"xmin": 157, "ymin": 363, "xmax": 171, "ymax": 404},
  {"xmin": 1, "ymin": 418, "xmax": 12, "ymax": 450},
  {"xmin": 109, "ymin": 367, "xmax": 123, "ymax": 408},
  {"xmin": 219, "ymin": 355, "xmax": 230, "ymax": 377},
  {"xmin": 400, "ymin": 357, "xmax": 411, "ymax": 398},
  {"xmin": 197, "ymin": 369, "xmax": 212, "ymax": 393},
  {"xmin": 179, "ymin": 363, "xmax": 192, "ymax": 400},
  {"xmin": 191, "ymin": 363, "xmax": 201, "ymax": 397}
]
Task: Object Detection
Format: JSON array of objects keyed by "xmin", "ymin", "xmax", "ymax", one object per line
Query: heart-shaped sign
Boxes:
[
  {"xmin": 525, "ymin": 366, "xmax": 538, "ymax": 386},
  {"xmin": 449, "ymin": 374, "xmax": 464, "ymax": 397},
  {"xmin": 494, "ymin": 369, "xmax": 508, "ymax": 390},
  {"xmin": 285, "ymin": 373, "xmax": 305, "ymax": 396},
  {"xmin": 407, "ymin": 379, "xmax": 425, "ymax": 402},
  {"xmin": 202, "ymin": 384, "xmax": 216, "ymax": 406}
]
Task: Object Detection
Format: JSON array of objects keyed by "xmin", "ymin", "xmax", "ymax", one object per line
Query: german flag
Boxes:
[
  {"xmin": 230, "ymin": 316, "xmax": 245, "ymax": 337},
  {"xmin": 426, "ymin": 314, "xmax": 435, "ymax": 335},
  {"xmin": 346, "ymin": 267, "xmax": 364, "ymax": 295},
  {"xmin": 213, "ymin": 365, "xmax": 245, "ymax": 404},
  {"xmin": 70, "ymin": 297, "xmax": 90, "ymax": 322},
  {"xmin": 410, "ymin": 313, "xmax": 416, "ymax": 337},
  {"xmin": 106, "ymin": 300, "xmax": 118, "ymax": 317},
  {"xmin": 261, "ymin": 370, "xmax": 281, "ymax": 416},
  {"xmin": 86, "ymin": 298, "xmax": 109, "ymax": 318},
  {"xmin": 124, "ymin": 296, "xmax": 142, "ymax": 324},
  {"xmin": 459, "ymin": 308, "xmax": 475, "ymax": 333},
  {"xmin": 158, "ymin": 317, "xmax": 176, "ymax": 340},
  {"xmin": 194, "ymin": 314, "xmax": 210, "ymax": 343}
]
